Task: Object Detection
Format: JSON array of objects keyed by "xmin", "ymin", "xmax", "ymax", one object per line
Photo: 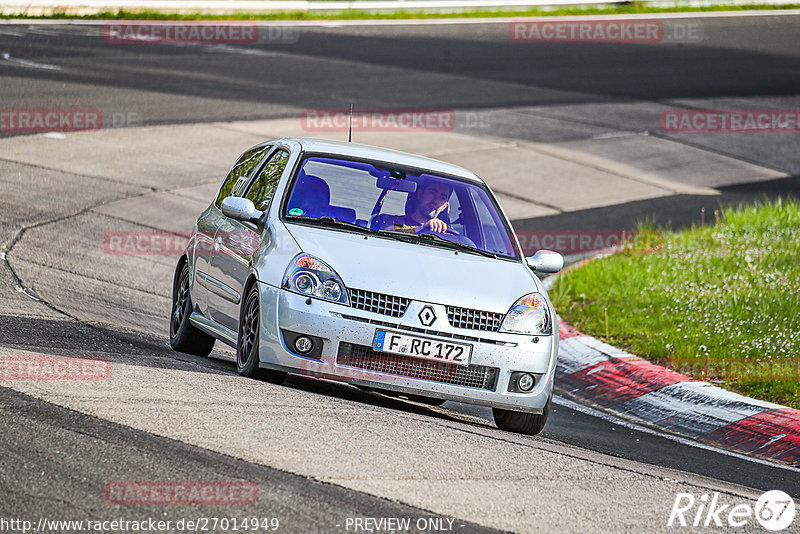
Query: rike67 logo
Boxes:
[{"xmin": 669, "ymin": 490, "xmax": 795, "ymax": 530}]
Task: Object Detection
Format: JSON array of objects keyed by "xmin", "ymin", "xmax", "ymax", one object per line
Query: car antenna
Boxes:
[{"xmin": 348, "ymin": 103, "xmax": 353, "ymax": 143}]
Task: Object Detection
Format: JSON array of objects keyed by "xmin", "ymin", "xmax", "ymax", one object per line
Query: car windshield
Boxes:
[{"xmin": 282, "ymin": 155, "xmax": 520, "ymax": 260}]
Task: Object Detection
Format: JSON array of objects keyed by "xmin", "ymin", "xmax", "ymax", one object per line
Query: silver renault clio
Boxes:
[{"xmin": 170, "ymin": 137, "xmax": 563, "ymax": 435}]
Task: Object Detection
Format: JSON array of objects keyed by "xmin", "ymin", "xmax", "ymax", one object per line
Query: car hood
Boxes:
[{"xmin": 285, "ymin": 223, "xmax": 540, "ymax": 312}]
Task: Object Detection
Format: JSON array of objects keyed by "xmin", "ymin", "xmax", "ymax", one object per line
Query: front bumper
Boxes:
[{"xmin": 257, "ymin": 283, "xmax": 557, "ymax": 413}]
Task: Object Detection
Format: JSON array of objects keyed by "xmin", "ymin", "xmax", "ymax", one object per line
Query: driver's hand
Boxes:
[{"xmin": 420, "ymin": 218, "xmax": 447, "ymax": 233}]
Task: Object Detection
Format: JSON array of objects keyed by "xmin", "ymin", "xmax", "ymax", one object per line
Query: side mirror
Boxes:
[
  {"xmin": 221, "ymin": 197, "xmax": 263, "ymax": 225},
  {"xmin": 526, "ymin": 250, "xmax": 564, "ymax": 274}
]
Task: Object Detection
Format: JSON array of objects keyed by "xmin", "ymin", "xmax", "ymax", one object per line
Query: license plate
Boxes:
[{"xmin": 373, "ymin": 330, "xmax": 472, "ymax": 366}]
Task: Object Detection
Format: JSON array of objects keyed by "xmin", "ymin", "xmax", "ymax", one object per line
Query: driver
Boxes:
[{"xmin": 381, "ymin": 179, "xmax": 453, "ymax": 233}]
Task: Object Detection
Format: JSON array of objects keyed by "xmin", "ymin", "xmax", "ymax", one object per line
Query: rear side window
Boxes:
[
  {"xmin": 245, "ymin": 149, "xmax": 290, "ymax": 211},
  {"xmin": 214, "ymin": 145, "xmax": 271, "ymax": 209}
]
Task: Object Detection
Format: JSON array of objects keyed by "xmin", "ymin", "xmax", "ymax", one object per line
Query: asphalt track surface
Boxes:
[{"xmin": 1, "ymin": 14, "xmax": 799, "ymax": 533}]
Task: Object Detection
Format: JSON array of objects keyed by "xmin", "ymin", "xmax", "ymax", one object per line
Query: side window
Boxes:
[
  {"xmin": 214, "ymin": 145, "xmax": 271, "ymax": 209},
  {"xmin": 469, "ymin": 188, "xmax": 515, "ymax": 256},
  {"xmin": 244, "ymin": 149, "xmax": 290, "ymax": 212}
]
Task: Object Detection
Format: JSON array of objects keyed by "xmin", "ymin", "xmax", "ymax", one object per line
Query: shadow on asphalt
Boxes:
[
  {"xmin": 0, "ymin": 385, "xmax": 504, "ymax": 533},
  {"xmin": 512, "ymin": 174, "xmax": 800, "ymax": 231},
  {"xmin": 0, "ymin": 314, "xmax": 488, "ymax": 429},
  {"xmin": 2, "ymin": 22, "xmax": 799, "ymax": 119},
  {"xmin": 3, "ymin": 313, "xmax": 799, "ymax": 497}
]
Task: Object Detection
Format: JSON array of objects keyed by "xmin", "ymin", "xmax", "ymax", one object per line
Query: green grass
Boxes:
[
  {"xmin": 4, "ymin": 3, "xmax": 800, "ymax": 20},
  {"xmin": 550, "ymin": 198, "xmax": 800, "ymax": 409}
]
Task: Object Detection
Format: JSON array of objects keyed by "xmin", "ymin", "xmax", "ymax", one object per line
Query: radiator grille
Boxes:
[
  {"xmin": 336, "ymin": 313, "xmax": 515, "ymax": 346},
  {"xmin": 348, "ymin": 288, "xmax": 409, "ymax": 318},
  {"xmin": 446, "ymin": 306, "xmax": 504, "ymax": 332},
  {"xmin": 337, "ymin": 342, "xmax": 498, "ymax": 390}
]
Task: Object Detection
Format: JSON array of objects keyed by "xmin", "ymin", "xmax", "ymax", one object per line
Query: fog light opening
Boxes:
[
  {"xmin": 518, "ymin": 373, "xmax": 535, "ymax": 392},
  {"xmin": 294, "ymin": 336, "xmax": 314, "ymax": 354}
]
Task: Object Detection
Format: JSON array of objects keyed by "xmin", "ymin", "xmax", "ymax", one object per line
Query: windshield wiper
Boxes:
[
  {"xmin": 380, "ymin": 230, "xmax": 499, "ymax": 258},
  {"xmin": 299, "ymin": 216, "xmax": 377, "ymax": 235},
  {"xmin": 419, "ymin": 233, "xmax": 500, "ymax": 258},
  {"xmin": 297, "ymin": 218, "xmax": 434, "ymax": 248},
  {"xmin": 374, "ymin": 228, "xmax": 431, "ymax": 245},
  {"xmin": 299, "ymin": 219, "xmax": 500, "ymax": 258}
]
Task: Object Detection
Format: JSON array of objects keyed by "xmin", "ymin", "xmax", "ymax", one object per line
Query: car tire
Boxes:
[
  {"xmin": 170, "ymin": 261, "xmax": 216, "ymax": 357},
  {"xmin": 237, "ymin": 284, "xmax": 287, "ymax": 385},
  {"xmin": 492, "ymin": 393, "xmax": 551, "ymax": 436}
]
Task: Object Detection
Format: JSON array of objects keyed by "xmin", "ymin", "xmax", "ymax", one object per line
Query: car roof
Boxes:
[{"xmin": 278, "ymin": 137, "xmax": 484, "ymax": 183}]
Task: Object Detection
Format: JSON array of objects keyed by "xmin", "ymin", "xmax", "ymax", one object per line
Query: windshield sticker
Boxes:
[{"xmin": 289, "ymin": 207, "xmax": 304, "ymax": 216}]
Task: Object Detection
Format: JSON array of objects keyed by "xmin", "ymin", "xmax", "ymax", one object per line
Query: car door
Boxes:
[
  {"xmin": 196, "ymin": 144, "xmax": 272, "ymax": 326},
  {"xmin": 191, "ymin": 206, "xmax": 217, "ymax": 317},
  {"xmin": 207, "ymin": 147, "xmax": 291, "ymax": 332}
]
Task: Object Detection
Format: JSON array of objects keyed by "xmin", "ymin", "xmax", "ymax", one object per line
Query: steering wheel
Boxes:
[
  {"xmin": 418, "ymin": 230, "xmax": 477, "ymax": 248},
  {"xmin": 416, "ymin": 225, "xmax": 459, "ymax": 236}
]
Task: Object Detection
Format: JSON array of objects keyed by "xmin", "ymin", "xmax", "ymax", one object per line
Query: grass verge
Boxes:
[
  {"xmin": 3, "ymin": 3, "xmax": 800, "ymax": 20},
  {"xmin": 550, "ymin": 198, "xmax": 800, "ymax": 409}
]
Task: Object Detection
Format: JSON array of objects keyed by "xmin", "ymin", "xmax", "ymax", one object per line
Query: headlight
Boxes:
[
  {"xmin": 499, "ymin": 293, "xmax": 551, "ymax": 335},
  {"xmin": 282, "ymin": 253, "xmax": 349, "ymax": 305}
]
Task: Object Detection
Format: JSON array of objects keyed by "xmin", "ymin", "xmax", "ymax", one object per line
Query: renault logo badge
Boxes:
[{"xmin": 418, "ymin": 306, "xmax": 436, "ymax": 327}]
